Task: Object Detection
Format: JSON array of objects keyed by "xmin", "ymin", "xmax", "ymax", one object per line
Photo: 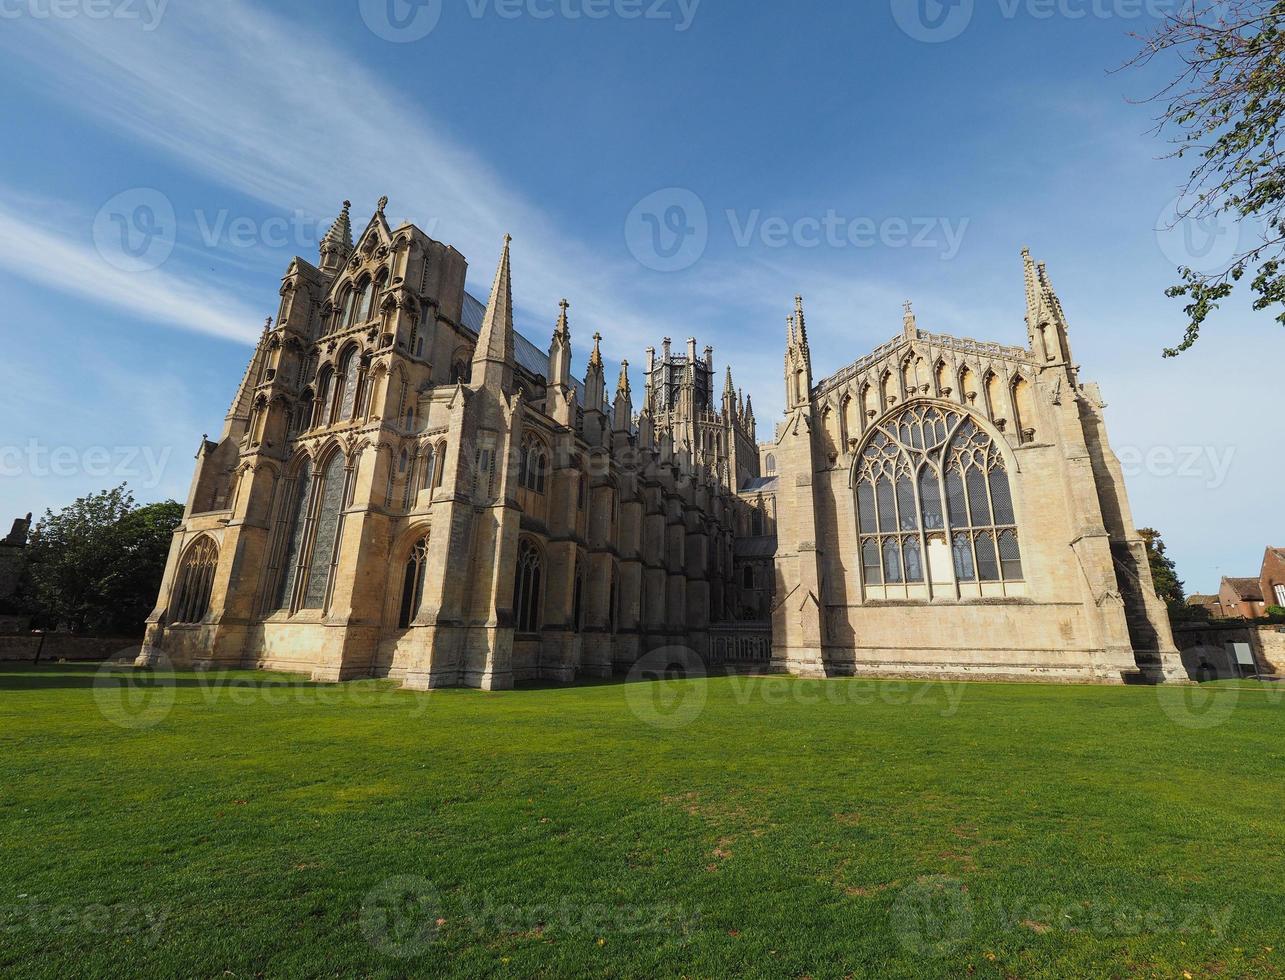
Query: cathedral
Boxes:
[{"xmin": 138, "ymin": 199, "xmax": 1187, "ymax": 688}]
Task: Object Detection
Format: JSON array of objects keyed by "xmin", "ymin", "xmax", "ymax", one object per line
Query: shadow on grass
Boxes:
[{"xmin": 0, "ymin": 663, "xmax": 321, "ymax": 692}]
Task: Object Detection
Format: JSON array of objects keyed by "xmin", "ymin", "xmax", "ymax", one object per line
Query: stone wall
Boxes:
[
  {"xmin": 1173, "ymin": 623, "xmax": 1285, "ymax": 678},
  {"xmin": 0, "ymin": 635, "xmax": 141, "ymax": 664}
]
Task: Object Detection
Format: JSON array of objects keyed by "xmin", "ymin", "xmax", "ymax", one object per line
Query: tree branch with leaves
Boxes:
[{"xmin": 1125, "ymin": 0, "xmax": 1285, "ymax": 354}]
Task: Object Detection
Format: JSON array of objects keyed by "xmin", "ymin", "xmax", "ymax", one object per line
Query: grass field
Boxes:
[{"xmin": 2, "ymin": 663, "xmax": 1283, "ymax": 978}]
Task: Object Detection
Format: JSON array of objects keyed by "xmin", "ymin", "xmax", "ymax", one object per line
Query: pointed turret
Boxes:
[
  {"xmin": 470, "ymin": 235, "xmax": 516, "ymax": 394},
  {"xmin": 722, "ymin": 364, "xmax": 737, "ymax": 420},
  {"xmin": 613, "ymin": 359, "xmax": 633, "ymax": 433},
  {"xmin": 794, "ymin": 295, "xmax": 809, "ymax": 346},
  {"xmin": 785, "ymin": 296, "xmax": 814, "ymax": 410},
  {"xmin": 903, "ymin": 299, "xmax": 918, "ymax": 339},
  {"xmin": 319, "ymin": 201, "xmax": 353, "ymax": 275},
  {"xmin": 224, "ymin": 317, "xmax": 273, "ymax": 438},
  {"xmin": 583, "ymin": 331, "xmax": 606, "ymax": 414},
  {"xmin": 549, "ymin": 298, "xmax": 572, "ymax": 391},
  {"xmin": 1023, "ymin": 247, "xmax": 1072, "ymax": 368}
]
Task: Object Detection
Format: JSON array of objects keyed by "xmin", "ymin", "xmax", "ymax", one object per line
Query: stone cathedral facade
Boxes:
[{"xmin": 139, "ymin": 199, "xmax": 1186, "ymax": 688}]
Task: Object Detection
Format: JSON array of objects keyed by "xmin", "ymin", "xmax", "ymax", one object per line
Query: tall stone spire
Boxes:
[
  {"xmin": 471, "ymin": 235, "xmax": 515, "ymax": 393},
  {"xmin": 319, "ymin": 200, "xmax": 353, "ymax": 274}
]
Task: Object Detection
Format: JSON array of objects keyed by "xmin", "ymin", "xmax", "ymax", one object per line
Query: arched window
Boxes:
[
  {"xmin": 358, "ymin": 276, "xmax": 378, "ymax": 323},
  {"xmin": 573, "ymin": 559, "xmax": 585, "ymax": 632},
  {"xmin": 854, "ymin": 403, "xmax": 1023, "ymax": 599},
  {"xmin": 518, "ymin": 436, "xmax": 548, "ymax": 494},
  {"xmin": 333, "ymin": 347, "xmax": 360, "ymax": 422},
  {"xmin": 274, "ymin": 458, "xmax": 314, "ymax": 610},
  {"xmin": 338, "ymin": 286, "xmax": 356, "ymax": 328},
  {"xmin": 172, "ymin": 537, "xmax": 218, "ymax": 623},
  {"xmin": 751, "ymin": 509, "xmax": 765, "ymax": 536},
  {"xmin": 398, "ymin": 535, "xmax": 429, "ymax": 629},
  {"xmin": 302, "ymin": 451, "xmax": 349, "ymax": 610},
  {"xmin": 344, "ymin": 279, "xmax": 371, "ymax": 326},
  {"xmin": 421, "ymin": 444, "xmax": 437, "ymax": 491},
  {"xmin": 513, "ymin": 539, "xmax": 543, "ymax": 633},
  {"xmin": 315, "ymin": 366, "xmax": 334, "ymax": 428},
  {"xmin": 742, "ymin": 565, "xmax": 755, "ymax": 589},
  {"xmin": 764, "ymin": 454, "xmax": 777, "ymax": 476}
]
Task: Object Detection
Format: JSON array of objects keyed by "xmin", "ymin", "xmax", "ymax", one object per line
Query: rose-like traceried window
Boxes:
[{"xmin": 855, "ymin": 402, "xmax": 1024, "ymax": 600}]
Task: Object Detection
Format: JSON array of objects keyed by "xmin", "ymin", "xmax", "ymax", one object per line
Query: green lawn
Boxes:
[{"xmin": 1, "ymin": 664, "xmax": 1283, "ymax": 979}]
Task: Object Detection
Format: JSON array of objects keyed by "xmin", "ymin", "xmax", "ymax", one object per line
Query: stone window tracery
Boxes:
[
  {"xmin": 172, "ymin": 537, "xmax": 218, "ymax": 623},
  {"xmin": 514, "ymin": 538, "xmax": 543, "ymax": 634},
  {"xmin": 398, "ymin": 535, "xmax": 429, "ymax": 629},
  {"xmin": 855, "ymin": 403, "xmax": 1024, "ymax": 599},
  {"xmin": 518, "ymin": 435, "xmax": 548, "ymax": 494},
  {"xmin": 274, "ymin": 459, "xmax": 313, "ymax": 611}
]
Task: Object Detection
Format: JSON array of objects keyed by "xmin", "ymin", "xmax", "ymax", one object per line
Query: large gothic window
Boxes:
[
  {"xmin": 303, "ymin": 451, "xmax": 349, "ymax": 609},
  {"xmin": 172, "ymin": 537, "xmax": 218, "ymax": 623},
  {"xmin": 274, "ymin": 459, "xmax": 314, "ymax": 610},
  {"xmin": 513, "ymin": 539, "xmax": 543, "ymax": 634},
  {"xmin": 855, "ymin": 403, "xmax": 1024, "ymax": 599},
  {"xmin": 398, "ymin": 536, "xmax": 430, "ymax": 629}
]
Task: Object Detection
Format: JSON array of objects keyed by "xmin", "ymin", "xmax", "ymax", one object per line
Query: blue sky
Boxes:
[{"xmin": 0, "ymin": 0, "xmax": 1278, "ymax": 592}]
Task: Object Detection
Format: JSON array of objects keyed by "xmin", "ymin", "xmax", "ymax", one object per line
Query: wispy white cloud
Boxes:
[
  {"xmin": 0, "ymin": 196, "xmax": 262, "ymax": 342},
  {"xmin": 0, "ymin": 2, "xmax": 659, "ymax": 348}
]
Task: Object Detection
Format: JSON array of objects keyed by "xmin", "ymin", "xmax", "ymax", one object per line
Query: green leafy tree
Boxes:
[
  {"xmin": 1127, "ymin": 0, "xmax": 1285, "ymax": 354},
  {"xmin": 23, "ymin": 485, "xmax": 182, "ymax": 636},
  {"xmin": 1138, "ymin": 527, "xmax": 1190, "ymax": 619}
]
